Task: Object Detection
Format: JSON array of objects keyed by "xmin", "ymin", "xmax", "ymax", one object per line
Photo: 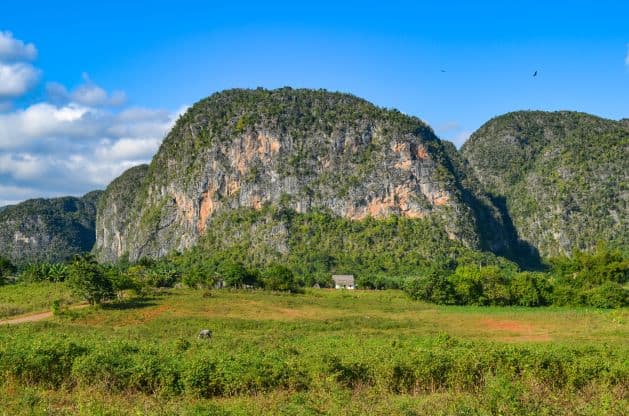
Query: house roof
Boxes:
[{"xmin": 332, "ymin": 275, "xmax": 354, "ymax": 283}]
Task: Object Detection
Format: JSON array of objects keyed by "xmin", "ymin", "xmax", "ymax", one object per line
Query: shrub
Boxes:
[
  {"xmin": 19, "ymin": 263, "xmax": 69, "ymax": 283},
  {"xmin": 581, "ymin": 282, "xmax": 628, "ymax": 308},
  {"xmin": 67, "ymin": 254, "xmax": 114, "ymax": 305},
  {"xmin": 0, "ymin": 256, "xmax": 15, "ymax": 283},
  {"xmin": 51, "ymin": 299, "xmax": 62, "ymax": 316},
  {"xmin": 449, "ymin": 265, "xmax": 484, "ymax": 305},
  {"xmin": 510, "ymin": 271, "xmax": 552, "ymax": 306},
  {"xmin": 218, "ymin": 261, "xmax": 258, "ymax": 288},
  {"xmin": 181, "ymin": 262, "xmax": 216, "ymax": 289},
  {"xmin": 477, "ymin": 266, "xmax": 512, "ymax": 306},
  {"xmin": 0, "ymin": 339, "xmax": 87, "ymax": 387},
  {"xmin": 262, "ymin": 264, "xmax": 302, "ymax": 292},
  {"xmin": 326, "ymin": 356, "xmax": 373, "ymax": 389},
  {"xmin": 404, "ymin": 267, "xmax": 455, "ymax": 304}
]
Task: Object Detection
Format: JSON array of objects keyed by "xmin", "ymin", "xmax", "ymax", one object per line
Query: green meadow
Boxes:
[{"xmin": 1, "ymin": 287, "xmax": 627, "ymax": 415}]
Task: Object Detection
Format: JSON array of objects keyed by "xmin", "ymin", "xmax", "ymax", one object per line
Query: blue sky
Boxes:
[{"xmin": 1, "ymin": 1, "xmax": 628, "ymax": 205}]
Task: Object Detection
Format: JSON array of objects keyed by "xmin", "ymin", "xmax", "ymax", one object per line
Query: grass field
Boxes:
[
  {"xmin": 0, "ymin": 282, "xmax": 76, "ymax": 319},
  {"xmin": 1, "ymin": 287, "xmax": 627, "ymax": 415}
]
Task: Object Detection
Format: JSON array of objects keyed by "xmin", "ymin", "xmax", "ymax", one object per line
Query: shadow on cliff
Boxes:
[
  {"xmin": 487, "ymin": 194, "xmax": 544, "ymax": 271},
  {"xmin": 462, "ymin": 189, "xmax": 544, "ymax": 271}
]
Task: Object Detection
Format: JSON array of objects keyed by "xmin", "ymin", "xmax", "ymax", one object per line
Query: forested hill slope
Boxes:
[
  {"xmin": 12, "ymin": 91, "xmax": 624, "ymax": 268},
  {"xmin": 461, "ymin": 111, "xmax": 628, "ymax": 257},
  {"xmin": 0, "ymin": 191, "xmax": 103, "ymax": 264},
  {"xmin": 95, "ymin": 88, "xmax": 513, "ymax": 264}
]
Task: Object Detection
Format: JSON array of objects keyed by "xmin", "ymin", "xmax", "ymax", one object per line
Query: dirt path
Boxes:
[{"xmin": 0, "ymin": 303, "xmax": 89, "ymax": 325}]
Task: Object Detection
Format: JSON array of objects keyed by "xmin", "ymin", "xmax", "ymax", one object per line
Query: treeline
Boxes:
[
  {"xmin": 0, "ymin": 253, "xmax": 305, "ymax": 305},
  {"xmin": 403, "ymin": 246, "xmax": 628, "ymax": 308},
  {"xmin": 1, "ymin": 245, "xmax": 627, "ymax": 308}
]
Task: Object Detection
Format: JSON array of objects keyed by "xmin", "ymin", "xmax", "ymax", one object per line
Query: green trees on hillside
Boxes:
[{"xmin": 461, "ymin": 111, "xmax": 628, "ymax": 257}]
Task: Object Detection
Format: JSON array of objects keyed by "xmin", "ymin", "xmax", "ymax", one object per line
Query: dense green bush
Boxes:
[
  {"xmin": 218, "ymin": 261, "xmax": 259, "ymax": 288},
  {"xmin": 509, "ymin": 271, "xmax": 552, "ymax": 306},
  {"xmin": 580, "ymin": 282, "xmax": 628, "ymax": 309},
  {"xmin": 67, "ymin": 254, "xmax": 114, "ymax": 305},
  {"xmin": 549, "ymin": 246, "xmax": 629, "ymax": 308},
  {"xmin": 404, "ymin": 267, "xmax": 455, "ymax": 304},
  {"xmin": 262, "ymin": 264, "xmax": 302, "ymax": 292},
  {"xmin": 0, "ymin": 256, "xmax": 14, "ymax": 284},
  {"xmin": 402, "ymin": 246, "xmax": 628, "ymax": 308},
  {"xmin": 19, "ymin": 262, "xmax": 69, "ymax": 283},
  {"xmin": 357, "ymin": 274, "xmax": 404, "ymax": 290}
]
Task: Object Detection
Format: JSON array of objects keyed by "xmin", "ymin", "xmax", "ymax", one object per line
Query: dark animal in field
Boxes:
[{"xmin": 198, "ymin": 329, "xmax": 212, "ymax": 339}]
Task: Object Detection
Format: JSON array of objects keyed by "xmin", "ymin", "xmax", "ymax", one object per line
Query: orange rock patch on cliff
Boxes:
[
  {"xmin": 346, "ymin": 185, "xmax": 425, "ymax": 220},
  {"xmin": 232, "ymin": 132, "xmax": 281, "ymax": 175},
  {"xmin": 416, "ymin": 145, "xmax": 428, "ymax": 160},
  {"xmin": 197, "ymin": 188, "xmax": 216, "ymax": 233}
]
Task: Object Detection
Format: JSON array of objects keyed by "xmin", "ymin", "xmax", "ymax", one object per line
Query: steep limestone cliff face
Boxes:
[
  {"xmin": 462, "ymin": 111, "xmax": 629, "ymax": 257},
  {"xmin": 0, "ymin": 191, "xmax": 102, "ymax": 264},
  {"xmin": 94, "ymin": 165, "xmax": 148, "ymax": 262},
  {"xmin": 96, "ymin": 88, "xmax": 502, "ymax": 261}
]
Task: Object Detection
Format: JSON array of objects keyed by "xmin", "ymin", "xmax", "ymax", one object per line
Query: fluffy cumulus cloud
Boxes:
[
  {"xmin": 0, "ymin": 62, "xmax": 40, "ymax": 97},
  {"xmin": 0, "ymin": 32, "xmax": 40, "ymax": 99},
  {"xmin": 0, "ymin": 31, "xmax": 181, "ymax": 206},
  {"xmin": 46, "ymin": 73, "xmax": 127, "ymax": 107},
  {"xmin": 0, "ymin": 31, "xmax": 37, "ymax": 61}
]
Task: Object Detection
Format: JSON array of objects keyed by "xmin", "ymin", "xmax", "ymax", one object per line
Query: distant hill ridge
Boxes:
[
  {"xmin": 0, "ymin": 191, "xmax": 102, "ymax": 264},
  {"xmin": 461, "ymin": 110, "xmax": 628, "ymax": 257}
]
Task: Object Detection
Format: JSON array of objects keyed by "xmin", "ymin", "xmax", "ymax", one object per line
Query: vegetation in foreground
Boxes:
[
  {"xmin": 0, "ymin": 288, "xmax": 627, "ymax": 415},
  {"xmin": 0, "ymin": 241, "xmax": 626, "ymax": 414}
]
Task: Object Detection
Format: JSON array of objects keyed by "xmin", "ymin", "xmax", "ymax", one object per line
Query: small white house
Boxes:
[{"xmin": 332, "ymin": 275, "xmax": 355, "ymax": 289}]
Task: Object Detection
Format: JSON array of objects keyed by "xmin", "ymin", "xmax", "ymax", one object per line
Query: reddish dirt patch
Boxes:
[
  {"xmin": 111, "ymin": 305, "xmax": 170, "ymax": 326},
  {"xmin": 479, "ymin": 318, "xmax": 551, "ymax": 342},
  {"xmin": 481, "ymin": 319, "xmax": 532, "ymax": 332}
]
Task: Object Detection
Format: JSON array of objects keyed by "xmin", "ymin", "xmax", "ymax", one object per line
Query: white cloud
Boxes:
[
  {"xmin": 0, "ymin": 184, "xmax": 45, "ymax": 206},
  {"xmin": 0, "ymin": 99, "xmax": 178, "ymax": 204},
  {"xmin": 0, "ymin": 102, "xmax": 90, "ymax": 149},
  {"xmin": 71, "ymin": 82, "xmax": 126, "ymax": 107},
  {"xmin": 46, "ymin": 77, "xmax": 127, "ymax": 107},
  {"xmin": 0, "ymin": 153, "xmax": 47, "ymax": 180},
  {"xmin": 0, "ymin": 30, "xmax": 180, "ymax": 206},
  {"xmin": 0, "ymin": 62, "xmax": 40, "ymax": 97},
  {"xmin": 454, "ymin": 130, "xmax": 472, "ymax": 147},
  {"xmin": 0, "ymin": 31, "xmax": 37, "ymax": 61},
  {"xmin": 95, "ymin": 138, "xmax": 162, "ymax": 161},
  {"xmin": 0, "ymin": 32, "xmax": 39, "ymax": 99},
  {"xmin": 45, "ymin": 82, "xmax": 69, "ymax": 102}
]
